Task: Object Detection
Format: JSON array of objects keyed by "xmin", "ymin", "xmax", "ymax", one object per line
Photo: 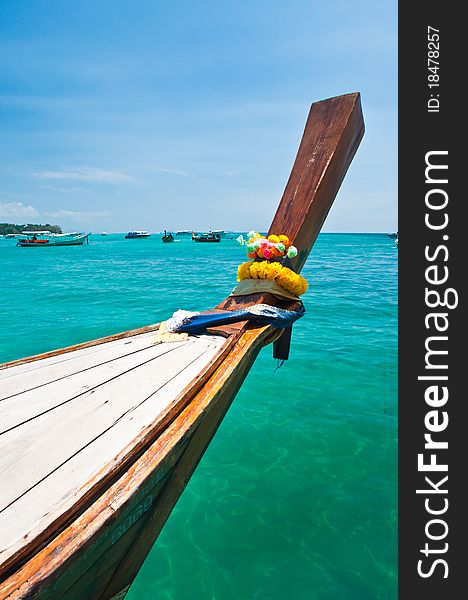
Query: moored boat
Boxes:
[
  {"xmin": 0, "ymin": 93, "xmax": 364, "ymax": 600},
  {"xmin": 125, "ymin": 231, "xmax": 151, "ymax": 239},
  {"xmin": 16, "ymin": 231, "xmax": 89, "ymax": 247},
  {"xmin": 192, "ymin": 231, "xmax": 221, "ymax": 242},
  {"xmin": 161, "ymin": 230, "xmax": 174, "ymax": 243}
]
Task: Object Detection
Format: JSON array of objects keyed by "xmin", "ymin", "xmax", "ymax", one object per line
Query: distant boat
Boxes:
[
  {"xmin": 16, "ymin": 231, "xmax": 89, "ymax": 247},
  {"xmin": 192, "ymin": 231, "xmax": 221, "ymax": 243},
  {"xmin": 175, "ymin": 230, "xmax": 192, "ymax": 236},
  {"xmin": 125, "ymin": 231, "xmax": 151, "ymax": 239},
  {"xmin": 101, "ymin": 232, "xmax": 108, "ymax": 236},
  {"xmin": 387, "ymin": 232, "xmax": 398, "ymax": 239},
  {"xmin": 161, "ymin": 230, "xmax": 174, "ymax": 243}
]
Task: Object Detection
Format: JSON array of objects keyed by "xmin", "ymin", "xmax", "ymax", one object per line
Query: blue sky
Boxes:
[{"xmin": 0, "ymin": 0, "xmax": 397, "ymax": 233}]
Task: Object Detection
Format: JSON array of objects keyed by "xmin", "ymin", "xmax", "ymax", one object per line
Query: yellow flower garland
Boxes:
[{"xmin": 237, "ymin": 260, "xmax": 308, "ymax": 296}]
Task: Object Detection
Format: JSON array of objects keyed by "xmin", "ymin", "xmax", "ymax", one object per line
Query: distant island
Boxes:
[{"xmin": 0, "ymin": 223, "xmax": 62, "ymax": 235}]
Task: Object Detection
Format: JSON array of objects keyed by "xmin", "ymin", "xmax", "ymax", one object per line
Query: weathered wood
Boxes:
[
  {"xmin": 269, "ymin": 92, "xmax": 364, "ymax": 272},
  {"xmin": 0, "ymin": 93, "xmax": 364, "ymax": 599},
  {"xmin": 0, "ymin": 331, "xmax": 159, "ymax": 400},
  {"xmin": 0, "ymin": 339, "xmax": 221, "ymax": 517},
  {"xmin": 0, "ymin": 324, "xmax": 161, "ymax": 371},
  {"xmin": 0, "ymin": 326, "xmax": 272, "ymax": 598},
  {"xmin": 0, "ymin": 333, "xmax": 237, "ymax": 581},
  {"xmin": 1, "ymin": 339, "xmax": 189, "ymax": 430},
  {"xmin": 100, "ymin": 327, "xmax": 269, "ymax": 599},
  {"xmin": 28, "ymin": 473, "xmax": 171, "ymax": 600}
]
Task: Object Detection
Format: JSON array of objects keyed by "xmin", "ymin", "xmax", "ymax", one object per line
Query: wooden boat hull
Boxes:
[
  {"xmin": 0, "ymin": 93, "xmax": 364, "ymax": 600},
  {"xmin": 16, "ymin": 236, "xmax": 88, "ymax": 247},
  {"xmin": 0, "ymin": 325, "xmax": 274, "ymax": 600}
]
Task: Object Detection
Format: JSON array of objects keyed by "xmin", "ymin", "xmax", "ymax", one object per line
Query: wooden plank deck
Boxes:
[
  {"xmin": 0, "ymin": 330, "xmax": 161, "ymax": 399},
  {"xmin": 0, "ymin": 332, "xmax": 227, "ymax": 572}
]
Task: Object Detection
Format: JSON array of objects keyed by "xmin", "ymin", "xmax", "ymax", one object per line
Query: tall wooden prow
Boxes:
[{"xmin": 220, "ymin": 92, "xmax": 365, "ymax": 359}]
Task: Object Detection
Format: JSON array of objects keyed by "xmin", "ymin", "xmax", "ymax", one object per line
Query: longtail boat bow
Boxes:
[{"xmin": 0, "ymin": 93, "xmax": 364, "ymax": 600}]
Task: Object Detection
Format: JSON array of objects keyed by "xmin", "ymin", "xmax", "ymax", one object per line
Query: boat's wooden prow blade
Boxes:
[
  {"xmin": 218, "ymin": 93, "xmax": 364, "ymax": 357},
  {"xmin": 269, "ymin": 92, "xmax": 364, "ymax": 273},
  {"xmin": 270, "ymin": 93, "xmax": 364, "ymax": 360},
  {"xmin": 217, "ymin": 93, "xmax": 364, "ymax": 350}
]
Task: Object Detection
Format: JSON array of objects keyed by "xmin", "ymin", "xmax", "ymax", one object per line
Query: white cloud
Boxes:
[
  {"xmin": 33, "ymin": 166, "xmax": 133, "ymax": 183},
  {"xmin": 154, "ymin": 167, "xmax": 189, "ymax": 177},
  {"xmin": 43, "ymin": 209, "xmax": 110, "ymax": 222},
  {"xmin": 40, "ymin": 185, "xmax": 92, "ymax": 195},
  {"xmin": 0, "ymin": 201, "xmax": 39, "ymax": 219}
]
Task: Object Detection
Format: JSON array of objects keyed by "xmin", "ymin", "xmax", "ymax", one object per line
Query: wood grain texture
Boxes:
[
  {"xmin": 99, "ymin": 326, "xmax": 271, "ymax": 600},
  {"xmin": 268, "ymin": 92, "xmax": 364, "ymax": 272},
  {"xmin": 0, "ymin": 339, "xmax": 223, "ymax": 553},
  {"xmin": 0, "ymin": 333, "xmax": 237, "ymax": 582},
  {"xmin": 0, "ymin": 331, "xmax": 160, "ymax": 400},
  {"xmin": 0, "ymin": 326, "xmax": 272, "ymax": 599},
  {"xmin": 0, "ymin": 324, "xmax": 161, "ymax": 371},
  {"xmin": 0, "ymin": 339, "xmax": 190, "ymax": 430}
]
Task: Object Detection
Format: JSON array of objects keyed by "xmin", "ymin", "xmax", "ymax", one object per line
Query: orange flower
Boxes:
[{"xmin": 270, "ymin": 246, "xmax": 281, "ymax": 258}]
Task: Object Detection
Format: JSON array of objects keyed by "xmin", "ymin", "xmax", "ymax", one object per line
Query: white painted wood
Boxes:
[
  {"xmin": 0, "ymin": 330, "xmax": 158, "ymax": 391},
  {"xmin": 0, "ymin": 339, "xmax": 189, "ymax": 432},
  {"xmin": 0, "ymin": 336, "xmax": 167, "ymax": 403},
  {"xmin": 0, "ymin": 336, "xmax": 222, "ymax": 494},
  {"xmin": 0, "ymin": 332, "xmax": 226, "ymax": 567}
]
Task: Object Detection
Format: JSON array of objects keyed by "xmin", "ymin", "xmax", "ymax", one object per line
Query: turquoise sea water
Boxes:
[{"xmin": 0, "ymin": 233, "xmax": 397, "ymax": 599}]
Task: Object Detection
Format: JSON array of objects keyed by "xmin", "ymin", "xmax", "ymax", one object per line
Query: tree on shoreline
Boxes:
[{"xmin": 0, "ymin": 223, "xmax": 62, "ymax": 235}]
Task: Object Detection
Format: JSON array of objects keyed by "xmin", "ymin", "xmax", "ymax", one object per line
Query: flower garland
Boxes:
[
  {"xmin": 236, "ymin": 231, "xmax": 298, "ymax": 260},
  {"xmin": 236, "ymin": 231, "xmax": 308, "ymax": 297}
]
